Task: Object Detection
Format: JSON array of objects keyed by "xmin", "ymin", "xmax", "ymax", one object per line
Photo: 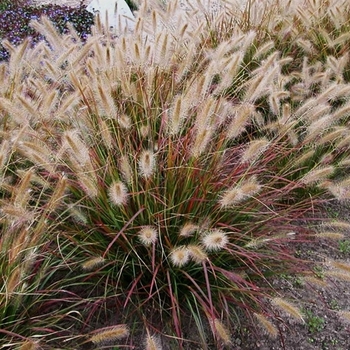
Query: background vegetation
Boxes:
[{"xmin": 0, "ymin": 0, "xmax": 93, "ymax": 60}]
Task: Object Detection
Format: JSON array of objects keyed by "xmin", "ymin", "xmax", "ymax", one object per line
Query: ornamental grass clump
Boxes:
[{"xmin": 1, "ymin": 0, "xmax": 350, "ymax": 348}]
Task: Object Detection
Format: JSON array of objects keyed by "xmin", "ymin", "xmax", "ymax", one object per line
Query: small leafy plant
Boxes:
[
  {"xmin": 305, "ymin": 310, "xmax": 325, "ymax": 333},
  {"xmin": 339, "ymin": 240, "xmax": 350, "ymax": 254}
]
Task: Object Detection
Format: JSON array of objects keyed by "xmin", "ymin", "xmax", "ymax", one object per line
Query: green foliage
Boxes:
[
  {"xmin": 0, "ymin": 0, "xmax": 27, "ymax": 11},
  {"xmin": 305, "ymin": 310, "xmax": 325, "ymax": 333},
  {"xmin": 313, "ymin": 266, "xmax": 325, "ymax": 279},
  {"xmin": 329, "ymin": 299, "xmax": 340, "ymax": 311},
  {"xmin": 339, "ymin": 240, "xmax": 350, "ymax": 254},
  {"xmin": 0, "ymin": 0, "xmax": 10, "ymax": 11}
]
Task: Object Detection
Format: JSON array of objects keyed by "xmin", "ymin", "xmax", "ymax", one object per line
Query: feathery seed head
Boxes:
[
  {"xmin": 0, "ymin": 140, "xmax": 10, "ymax": 171},
  {"xmin": 133, "ymin": 42, "xmax": 141, "ymax": 63},
  {"xmin": 253, "ymin": 313, "xmax": 278, "ymax": 338},
  {"xmin": 337, "ymin": 135, "xmax": 350, "ymax": 149},
  {"xmin": 108, "ymin": 181, "xmax": 128, "ymax": 206},
  {"xmin": 326, "ymin": 260, "xmax": 350, "ymax": 273},
  {"xmin": 1, "ymin": 204, "xmax": 34, "ymax": 222},
  {"xmin": 302, "ymin": 276, "xmax": 329, "ymax": 288},
  {"xmin": 219, "ymin": 187, "xmax": 244, "ymax": 208},
  {"xmin": 19, "ymin": 339, "xmax": 39, "ymax": 350},
  {"xmin": 169, "ymin": 246, "xmax": 190, "ymax": 267},
  {"xmin": 201, "ymin": 229, "xmax": 228, "ymax": 252},
  {"xmin": 253, "ymin": 40, "xmax": 275, "ymax": 59},
  {"xmin": 138, "ymin": 150, "xmax": 156, "ymax": 179},
  {"xmin": 314, "ymin": 231, "xmax": 345, "ymax": 240},
  {"xmin": 268, "ymin": 93, "xmax": 281, "ymax": 116},
  {"xmin": 320, "ymin": 153, "xmax": 336, "ymax": 167},
  {"xmin": 244, "ymin": 233, "xmax": 293, "ymax": 248},
  {"xmin": 187, "ymin": 244, "xmax": 208, "ymax": 264},
  {"xmin": 6, "ymin": 267, "xmax": 22, "ymax": 294},
  {"xmin": 140, "ymin": 125, "xmax": 150, "ymax": 138},
  {"xmin": 305, "ymin": 114, "xmax": 334, "ymax": 142},
  {"xmin": 324, "ymin": 270, "xmax": 350, "ymax": 282},
  {"xmin": 16, "ymin": 141, "xmax": 55, "ymax": 174},
  {"xmin": 303, "ymin": 103, "xmax": 331, "ymax": 123},
  {"xmin": 47, "ymin": 174, "xmax": 68, "ymax": 211},
  {"xmin": 300, "ymin": 166, "xmax": 334, "ymax": 185},
  {"xmin": 211, "ymin": 318, "xmax": 231, "ymax": 345},
  {"xmin": 292, "ymin": 149, "xmax": 315, "ymax": 168},
  {"xmin": 271, "ymin": 297, "xmax": 304, "ymax": 323},
  {"xmin": 281, "ymin": 102, "xmax": 291, "ymax": 122},
  {"xmin": 118, "ymin": 114, "xmax": 132, "ymax": 129},
  {"xmin": 198, "ymin": 70, "xmax": 216, "ymax": 100},
  {"xmin": 138, "ymin": 226, "xmax": 158, "ymax": 246},
  {"xmin": 68, "ymin": 205, "xmax": 88, "ymax": 224},
  {"xmin": 195, "ymin": 96, "xmax": 216, "ymax": 129},
  {"xmin": 119, "ymin": 155, "xmax": 133, "ymax": 184},
  {"xmin": 318, "ymin": 127, "xmax": 347, "ymax": 145},
  {"xmin": 244, "ymin": 65, "xmax": 279, "ymax": 102},
  {"xmin": 191, "ymin": 126, "xmax": 214, "ymax": 158},
  {"xmin": 220, "ymin": 177, "xmax": 261, "ymax": 208},
  {"xmin": 78, "ymin": 173, "xmax": 98, "ymax": 198},
  {"xmin": 213, "ymin": 52, "xmax": 243, "ymax": 94},
  {"xmin": 63, "ymin": 130, "xmax": 90, "ymax": 166},
  {"xmin": 321, "ymin": 220, "xmax": 350, "ymax": 231},
  {"xmin": 296, "ymin": 38, "xmax": 314, "ymax": 54},
  {"xmin": 89, "ymin": 325, "xmax": 129, "ymax": 345},
  {"xmin": 168, "ymin": 95, "xmax": 186, "ymax": 135},
  {"xmin": 240, "ymin": 179, "xmax": 262, "ymax": 197},
  {"xmin": 226, "ymin": 103, "xmax": 255, "ymax": 140},
  {"xmin": 81, "ymin": 257, "xmax": 105, "ymax": 271},
  {"xmin": 145, "ymin": 334, "xmax": 162, "ymax": 350},
  {"xmin": 338, "ymin": 159, "xmax": 350, "ymax": 170},
  {"xmin": 325, "ymin": 179, "xmax": 350, "ymax": 201},
  {"xmin": 179, "ymin": 222, "xmax": 199, "ymax": 237},
  {"xmin": 13, "ymin": 169, "xmax": 33, "ymax": 208},
  {"xmin": 151, "ymin": 9, "xmax": 158, "ymax": 32},
  {"xmin": 99, "ymin": 119, "xmax": 113, "ymax": 149},
  {"xmin": 241, "ymin": 138, "xmax": 270, "ymax": 163},
  {"xmin": 96, "ymin": 83, "xmax": 116, "ymax": 117},
  {"xmin": 286, "ymin": 130, "xmax": 299, "ymax": 146}
]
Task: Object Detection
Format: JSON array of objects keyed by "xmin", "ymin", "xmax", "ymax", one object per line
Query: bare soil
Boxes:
[{"xmin": 233, "ymin": 200, "xmax": 350, "ymax": 350}]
